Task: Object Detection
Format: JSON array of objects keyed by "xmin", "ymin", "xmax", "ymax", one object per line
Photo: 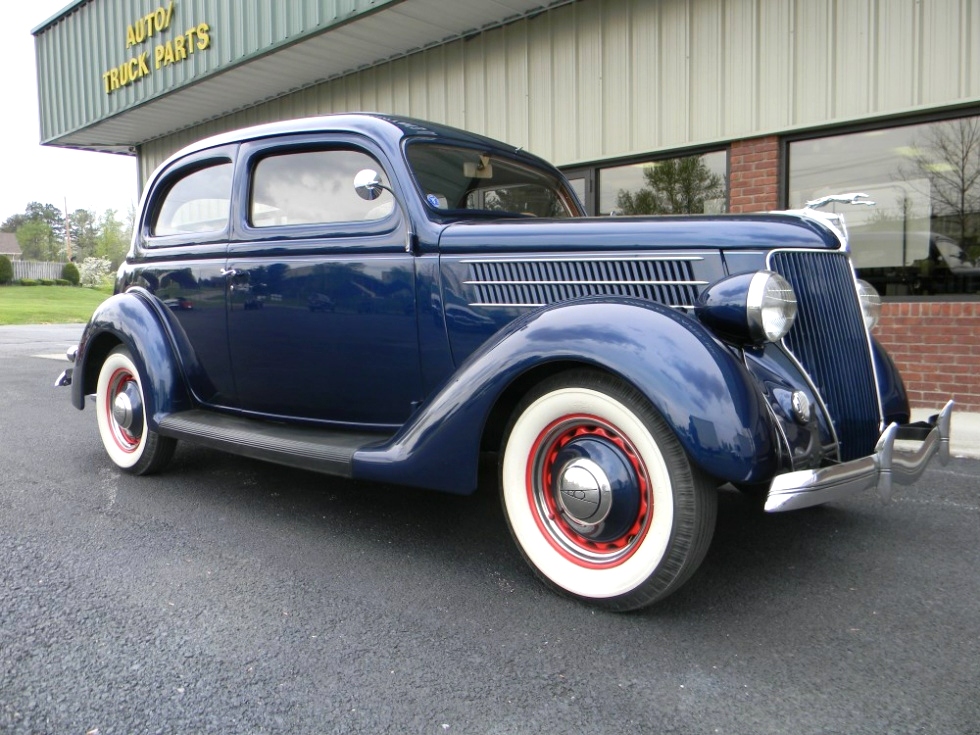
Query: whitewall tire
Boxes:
[
  {"xmin": 500, "ymin": 370, "xmax": 717, "ymax": 611},
  {"xmin": 95, "ymin": 346, "xmax": 176, "ymax": 475}
]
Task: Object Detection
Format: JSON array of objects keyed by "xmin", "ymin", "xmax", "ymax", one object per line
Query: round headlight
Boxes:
[
  {"xmin": 856, "ymin": 279, "xmax": 881, "ymax": 330},
  {"xmin": 747, "ymin": 271, "xmax": 797, "ymax": 342}
]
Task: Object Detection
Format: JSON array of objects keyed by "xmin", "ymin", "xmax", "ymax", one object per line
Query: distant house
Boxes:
[{"xmin": 0, "ymin": 232, "xmax": 22, "ymax": 261}]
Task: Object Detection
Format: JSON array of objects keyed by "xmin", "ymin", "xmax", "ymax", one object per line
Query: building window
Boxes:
[
  {"xmin": 788, "ymin": 116, "xmax": 980, "ymax": 298},
  {"xmin": 598, "ymin": 151, "xmax": 728, "ymax": 216}
]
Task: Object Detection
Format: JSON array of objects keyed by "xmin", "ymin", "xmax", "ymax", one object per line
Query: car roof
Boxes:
[{"xmin": 161, "ymin": 113, "xmax": 520, "ymax": 164}]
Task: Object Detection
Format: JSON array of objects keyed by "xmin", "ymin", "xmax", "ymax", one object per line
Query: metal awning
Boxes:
[{"xmin": 35, "ymin": 0, "xmax": 572, "ymax": 153}]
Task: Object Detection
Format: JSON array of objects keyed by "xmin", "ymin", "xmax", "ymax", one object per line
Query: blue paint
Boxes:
[{"xmin": 66, "ymin": 113, "xmax": 912, "ymax": 498}]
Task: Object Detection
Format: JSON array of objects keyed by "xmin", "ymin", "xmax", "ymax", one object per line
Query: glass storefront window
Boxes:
[
  {"xmin": 598, "ymin": 151, "xmax": 728, "ymax": 216},
  {"xmin": 789, "ymin": 116, "xmax": 980, "ymax": 298}
]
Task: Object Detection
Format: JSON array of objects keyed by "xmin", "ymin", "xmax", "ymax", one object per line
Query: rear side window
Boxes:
[
  {"xmin": 250, "ymin": 149, "xmax": 394, "ymax": 227},
  {"xmin": 152, "ymin": 162, "xmax": 233, "ymax": 237}
]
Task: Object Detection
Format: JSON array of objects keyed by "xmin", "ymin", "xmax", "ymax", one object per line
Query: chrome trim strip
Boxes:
[
  {"xmin": 460, "ymin": 255, "xmax": 705, "ymax": 264},
  {"xmin": 469, "ymin": 302, "xmax": 545, "ymax": 308},
  {"xmin": 765, "ymin": 400, "xmax": 954, "ymax": 512},
  {"xmin": 468, "ymin": 302, "xmax": 693, "ymax": 309},
  {"xmin": 464, "ymin": 279, "xmax": 709, "ymax": 286}
]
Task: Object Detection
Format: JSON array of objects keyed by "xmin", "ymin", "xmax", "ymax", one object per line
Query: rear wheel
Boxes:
[
  {"xmin": 500, "ymin": 370, "xmax": 717, "ymax": 611},
  {"xmin": 96, "ymin": 346, "xmax": 176, "ymax": 475}
]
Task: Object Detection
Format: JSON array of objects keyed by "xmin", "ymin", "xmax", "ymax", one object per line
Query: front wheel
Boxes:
[
  {"xmin": 95, "ymin": 346, "xmax": 176, "ymax": 475},
  {"xmin": 500, "ymin": 370, "xmax": 717, "ymax": 611}
]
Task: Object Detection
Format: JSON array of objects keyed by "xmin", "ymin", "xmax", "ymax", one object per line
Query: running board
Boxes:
[{"xmin": 158, "ymin": 410, "xmax": 391, "ymax": 477}]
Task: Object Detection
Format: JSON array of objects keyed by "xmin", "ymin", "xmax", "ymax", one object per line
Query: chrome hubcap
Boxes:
[
  {"xmin": 111, "ymin": 379, "xmax": 143, "ymax": 436},
  {"xmin": 557, "ymin": 458, "xmax": 612, "ymax": 526}
]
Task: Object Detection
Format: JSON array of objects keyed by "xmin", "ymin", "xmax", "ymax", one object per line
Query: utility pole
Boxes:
[{"xmin": 63, "ymin": 198, "xmax": 72, "ymax": 261}]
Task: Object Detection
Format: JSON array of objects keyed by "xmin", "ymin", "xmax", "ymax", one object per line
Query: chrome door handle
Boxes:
[{"xmin": 220, "ymin": 268, "xmax": 238, "ymax": 277}]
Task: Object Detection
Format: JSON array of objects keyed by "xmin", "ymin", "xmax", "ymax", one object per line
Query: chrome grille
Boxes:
[
  {"xmin": 464, "ymin": 256, "xmax": 705, "ymax": 308},
  {"xmin": 769, "ymin": 250, "xmax": 881, "ymax": 461}
]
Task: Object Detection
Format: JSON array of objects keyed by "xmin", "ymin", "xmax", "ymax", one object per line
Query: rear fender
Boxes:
[
  {"xmin": 353, "ymin": 298, "xmax": 777, "ymax": 493},
  {"xmin": 72, "ymin": 291, "xmax": 192, "ymax": 428}
]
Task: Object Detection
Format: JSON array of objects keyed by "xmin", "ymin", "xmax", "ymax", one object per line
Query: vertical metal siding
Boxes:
[
  {"xmin": 793, "ymin": 0, "xmax": 834, "ymax": 124},
  {"xmin": 922, "ymin": 0, "xmax": 965, "ymax": 105},
  {"xmin": 724, "ymin": 0, "xmax": 756, "ymax": 134},
  {"xmin": 134, "ymin": 0, "xmax": 980, "ymax": 179},
  {"xmin": 35, "ymin": 0, "xmax": 396, "ymax": 144},
  {"xmin": 834, "ymin": 0, "xmax": 873, "ymax": 119},
  {"xmin": 658, "ymin": 0, "xmax": 691, "ymax": 151},
  {"xmin": 602, "ymin": 1, "xmax": 631, "ymax": 156},
  {"xmin": 574, "ymin": 1, "xmax": 601, "ymax": 158},
  {"xmin": 757, "ymin": 0, "xmax": 793, "ymax": 131},
  {"xmin": 630, "ymin": 0, "xmax": 659, "ymax": 155}
]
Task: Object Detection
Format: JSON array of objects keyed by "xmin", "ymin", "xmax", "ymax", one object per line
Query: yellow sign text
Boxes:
[
  {"xmin": 101, "ymin": 1, "xmax": 212, "ymax": 95},
  {"xmin": 126, "ymin": 2, "xmax": 176, "ymax": 48},
  {"xmin": 102, "ymin": 52, "xmax": 150, "ymax": 93},
  {"xmin": 155, "ymin": 23, "xmax": 210, "ymax": 69}
]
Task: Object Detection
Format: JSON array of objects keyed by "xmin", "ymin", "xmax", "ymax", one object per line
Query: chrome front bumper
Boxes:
[
  {"xmin": 54, "ymin": 345, "xmax": 77, "ymax": 388},
  {"xmin": 765, "ymin": 400, "xmax": 954, "ymax": 512}
]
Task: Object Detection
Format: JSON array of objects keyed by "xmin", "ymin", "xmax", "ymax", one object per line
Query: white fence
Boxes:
[{"xmin": 12, "ymin": 261, "xmax": 65, "ymax": 281}]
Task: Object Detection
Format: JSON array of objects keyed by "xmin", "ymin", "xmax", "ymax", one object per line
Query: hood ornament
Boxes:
[
  {"xmin": 804, "ymin": 192, "xmax": 876, "ymax": 210},
  {"xmin": 779, "ymin": 193, "xmax": 877, "ymax": 250}
]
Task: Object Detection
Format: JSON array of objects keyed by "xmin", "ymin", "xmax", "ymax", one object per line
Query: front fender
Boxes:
[
  {"xmin": 872, "ymin": 336, "xmax": 910, "ymax": 425},
  {"xmin": 71, "ymin": 291, "xmax": 192, "ymax": 428},
  {"xmin": 353, "ymin": 298, "xmax": 777, "ymax": 493}
]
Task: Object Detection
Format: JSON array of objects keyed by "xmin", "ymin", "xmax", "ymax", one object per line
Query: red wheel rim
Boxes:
[
  {"xmin": 105, "ymin": 368, "xmax": 140, "ymax": 453},
  {"xmin": 525, "ymin": 414, "xmax": 652, "ymax": 568}
]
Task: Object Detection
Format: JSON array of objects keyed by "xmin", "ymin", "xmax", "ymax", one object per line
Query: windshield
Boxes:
[{"xmin": 406, "ymin": 143, "xmax": 579, "ymax": 218}]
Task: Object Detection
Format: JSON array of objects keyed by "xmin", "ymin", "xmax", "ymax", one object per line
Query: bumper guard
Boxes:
[{"xmin": 765, "ymin": 400, "xmax": 954, "ymax": 512}]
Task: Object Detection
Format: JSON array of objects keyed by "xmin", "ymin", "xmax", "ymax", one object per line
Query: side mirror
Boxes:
[
  {"xmin": 354, "ymin": 169, "xmax": 385, "ymax": 201},
  {"xmin": 351, "ymin": 168, "xmax": 413, "ymax": 254}
]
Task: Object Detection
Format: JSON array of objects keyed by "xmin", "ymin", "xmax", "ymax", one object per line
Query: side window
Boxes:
[
  {"xmin": 152, "ymin": 162, "xmax": 233, "ymax": 237},
  {"xmin": 250, "ymin": 149, "xmax": 394, "ymax": 227}
]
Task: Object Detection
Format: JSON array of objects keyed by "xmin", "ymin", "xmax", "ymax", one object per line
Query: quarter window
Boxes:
[
  {"xmin": 250, "ymin": 149, "xmax": 394, "ymax": 227},
  {"xmin": 152, "ymin": 162, "xmax": 232, "ymax": 237}
]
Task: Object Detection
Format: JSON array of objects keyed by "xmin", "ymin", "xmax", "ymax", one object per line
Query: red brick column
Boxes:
[
  {"xmin": 873, "ymin": 302, "xmax": 980, "ymax": 412},
  {"xmin": 728, "ymin": 136, "xmax": 779, "ymax": 213}
]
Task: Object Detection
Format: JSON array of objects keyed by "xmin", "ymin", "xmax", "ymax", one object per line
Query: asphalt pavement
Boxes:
[{"xmin": 1, "ymin": 325, "xmax": 978, "ymax": 734}]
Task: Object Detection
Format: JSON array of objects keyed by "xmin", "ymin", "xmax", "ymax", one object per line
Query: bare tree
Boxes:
[{"xmin": 899, "ymin": 117, "xmax": 980, "ymax": 254}]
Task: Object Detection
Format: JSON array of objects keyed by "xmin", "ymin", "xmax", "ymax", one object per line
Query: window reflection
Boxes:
[
  {"xmin": 789, "ymin": 117, "xmax": 980, "ymax": 297},
  {"xmin": 251, "ymin": 149, "xmax": 393, "ymax": 227},
  {"xmin": 598, "ymin": 151, "xmax": 728, "ymax": 216},
  {"xmin": 153, "ymin": 162, "xmax": 232, "ymax": 236}
]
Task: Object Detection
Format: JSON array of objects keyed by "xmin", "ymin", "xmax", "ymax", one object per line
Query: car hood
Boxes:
[{"xmin": 436, "ymin": 212, "xmax": 843, "ymax": 254}]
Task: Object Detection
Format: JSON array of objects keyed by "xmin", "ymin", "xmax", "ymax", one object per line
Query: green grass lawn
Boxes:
[{"xmin": 0, "ymin": 285, "xmax": 112, "ymax": 325}]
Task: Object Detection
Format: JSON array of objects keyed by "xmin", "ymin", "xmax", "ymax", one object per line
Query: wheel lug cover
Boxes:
[
  {"xmin": 112, "ymin": 380, "xmax": 143, "ymax": 433},
  {"xmin": 557, "ymin": 458, "xmax": 612, "ymax": 525}
]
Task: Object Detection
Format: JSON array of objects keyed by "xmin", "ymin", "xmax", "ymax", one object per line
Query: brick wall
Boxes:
[
  {"xmin": 726, "ymin": 137, "xmax": 978, "ymax": 413},
  {"xmin": 873, "ymin": 302, "xmax": 980, "ymax": 412},
  {"xmin": 728, "ymin": 136, "xmax": 779, "ymax": 213}
]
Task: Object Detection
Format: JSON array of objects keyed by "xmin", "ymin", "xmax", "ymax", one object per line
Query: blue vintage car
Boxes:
[{"xmin": 58, "ymin": 114, "xmax": 954, "ymax": 610}]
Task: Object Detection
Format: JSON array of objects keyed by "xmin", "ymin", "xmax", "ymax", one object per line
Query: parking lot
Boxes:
[{"xmin": 1, "ymin": 325, "xmax": 978, "ymax": 735}]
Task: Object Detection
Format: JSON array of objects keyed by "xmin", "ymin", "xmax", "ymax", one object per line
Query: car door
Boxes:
[
  {"xmin": 132, "ymin": 146, "xmax": 237, "ymax": 407},
  {"xmin": 225, "ymin": 135, "xmax": 421, "ymax": 426}
]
